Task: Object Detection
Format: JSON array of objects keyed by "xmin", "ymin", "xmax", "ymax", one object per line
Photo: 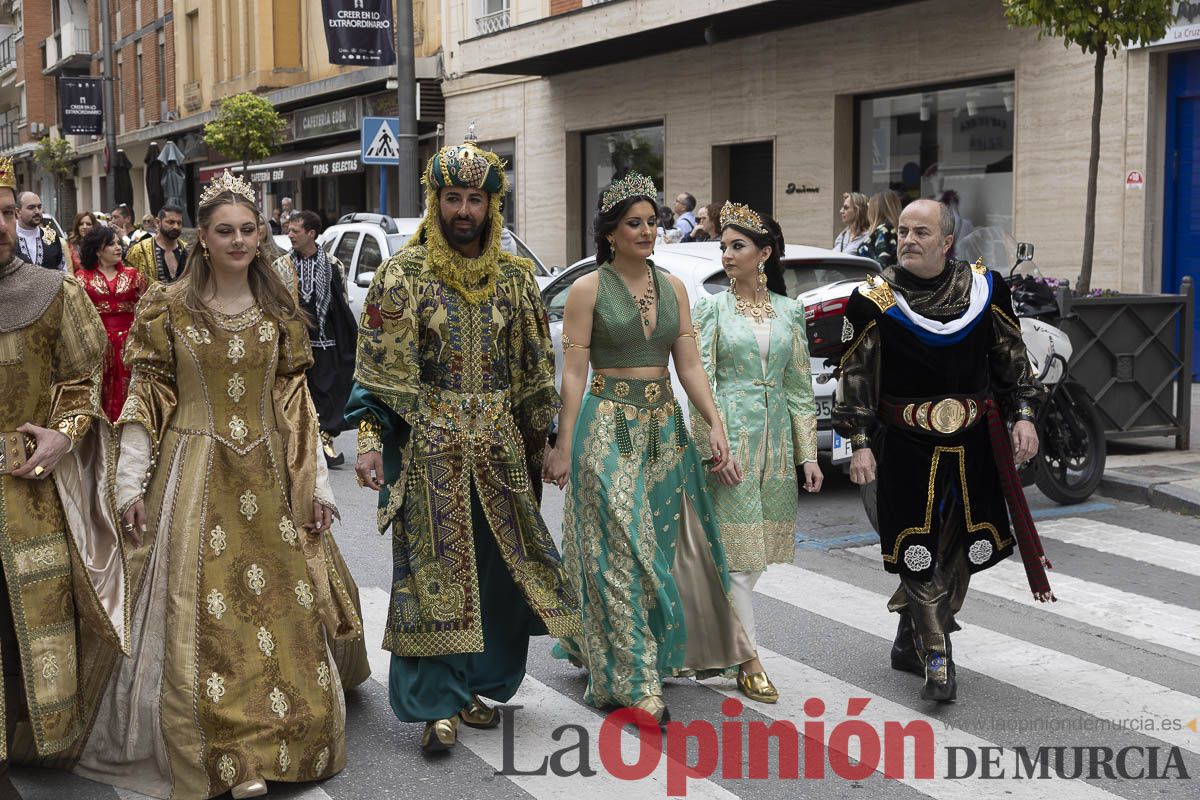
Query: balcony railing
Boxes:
[
  {"xmin": 0, "ymin": 35, "xmax": 15, "ymax": 73},
  {"xmin": 44, "ymin": 23, "xmax": 92, "ymax": 72},
  {"xmin": 0, "ymin": 118, "xmax": 20, "ymax": 151},
  {"xmin": 476, "ymin": 8, "xmax": 510, "ymax": 35}
]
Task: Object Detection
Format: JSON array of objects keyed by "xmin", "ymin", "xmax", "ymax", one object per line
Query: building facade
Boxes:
[
  {"xmin": 440, "ymin": 0, "xmax": 1196, "ymax": 315},
  {"xmin": 71, "ymin": 0, "xmax": 443, "ymax": 227}
]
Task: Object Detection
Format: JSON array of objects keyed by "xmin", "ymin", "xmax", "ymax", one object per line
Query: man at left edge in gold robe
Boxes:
[{"xmin": 0, "ymin": 156, "xmax": 133, "ymax": 795}]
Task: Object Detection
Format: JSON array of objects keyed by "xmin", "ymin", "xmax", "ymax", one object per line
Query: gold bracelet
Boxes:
[
  {"xmin": 55, "ymin": 415, "xmax": 92, "ymax": 452},
  {"xmin": 357, "ymin": 415, "xmax": 383, "ymax": 454},
  {"xmin": 561, "ymin": 332, "xmax": 590, "ymax": 350}
]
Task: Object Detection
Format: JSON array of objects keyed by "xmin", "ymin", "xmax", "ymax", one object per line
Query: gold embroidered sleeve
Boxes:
[
  {"xmin": 49, "ymin": 277, "xmax": 107, "ymax": 428},
  {"xmin": 352, "ymin": 253, "xmax": 421, "ymax": 423},
  {"xmin": 784, "ymin": 300, "xmax": 819, "ymax": 464},
  {"xmin": 688, "ymin": 295, "xmax": 718, "ymax": 461},
  {"xmin": 117, "ymin": 283, "xmax": 178, "ymax": 448},
  {"xmin": 507, "ymin": 266, "xmax": 562, "ymax": 473},
  {"xmin": 125, "ymin": 239, "xmax": 154, "ymax": 286},
  {"xmin": 357, "ymin": 414, "xmax": 383, "ymax": 454},
  {"xmin": 275, "ymin": 316, "xmax": 323, "ymax": 530}
]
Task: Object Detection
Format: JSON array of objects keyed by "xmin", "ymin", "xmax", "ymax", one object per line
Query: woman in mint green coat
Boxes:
[{"xmin": 691, "ymin": 203, "xmax": 823, "ymax": 704}]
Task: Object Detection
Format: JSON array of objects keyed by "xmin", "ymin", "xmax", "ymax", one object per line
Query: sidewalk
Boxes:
[{"xmin": 1098, "ymin": 397, "xmax": 1200, "ymax": 517}]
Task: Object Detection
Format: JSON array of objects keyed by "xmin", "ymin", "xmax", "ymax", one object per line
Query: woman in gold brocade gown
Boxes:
[{"xmin": 73, "ymin": 172, "xmax": 362, "ymax": 800}]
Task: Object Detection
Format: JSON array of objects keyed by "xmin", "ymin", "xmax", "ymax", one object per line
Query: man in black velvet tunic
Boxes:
[{"xmin": 833, "ymin": 199, "xmax": 1047, "ymax": 703}]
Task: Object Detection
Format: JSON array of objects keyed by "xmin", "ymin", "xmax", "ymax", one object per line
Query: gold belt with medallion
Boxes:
[
  {"xmin": 879, "ymin": 392, "xmax": 988, "ymax": 436},
  {"xmin": 588, "ymin": 374, "xmax": 687, "ymax": 459},
  {"xmin": 418, "ymin": 387, "xmax": 513, "ymax": 437}
]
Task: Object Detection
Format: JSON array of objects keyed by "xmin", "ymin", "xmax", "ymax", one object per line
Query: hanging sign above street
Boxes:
[
  {"xmin": 59, "ymin": 77, "xmax": 104, "ymax": 136},
  {"xmin": 362, "ymin": 116, "xmax": 401, "ymax": 165},
  {"xmin": 322, "ymin": 0, "xmax": 397, "ymax": 66}
]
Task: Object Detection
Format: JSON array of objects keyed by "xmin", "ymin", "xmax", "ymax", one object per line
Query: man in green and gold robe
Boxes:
[
  {"xmin": 348, "ymin": 141, "xmax": 580, "ymax": 753},
  {"xmin": 0, "ymin": 157, "xmax": 130, "ymax": 792}
]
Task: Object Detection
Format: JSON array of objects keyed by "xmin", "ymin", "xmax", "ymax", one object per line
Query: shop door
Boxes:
[
  {"xmin": 728, "ymin": 141, "xmax": 774, "ymax": 218},
  {"xmin": 1165, "ymin": 50, "xmax": 1200, "ymax": 378}
]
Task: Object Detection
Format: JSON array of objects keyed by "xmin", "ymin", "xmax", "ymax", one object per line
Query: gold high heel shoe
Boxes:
[
  {"xmin": 421, "ymin": 716, "xmax": 459, "ymax": 753},
  {"xmin": 459, "ymin": 694, "xmax": 500, "ymax": 729},
  {"xmin": 737, "ymin": 670, "xmax": 779, "ymax": 704},
  {"xmin": 230, "ymin": 778, "xmax": 268, "ymax": 798}
]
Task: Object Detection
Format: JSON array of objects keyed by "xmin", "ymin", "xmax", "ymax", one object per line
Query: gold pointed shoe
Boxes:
[
  {"xmin": 231, "ymin": 778, "xmax": 268, "ymax": 798},
  {"xmin": 459, "ymin": 694, "xmax": 500, "ymax": 729},
  {"xmin": 737, "ymin": 670, "xmax": 780, "ymax": 704},
  {"xmin": 631, "ymin": 695, "xmax": 670, "ymax": 727},
  {"xmin": 421, "ymin": 717, "xmax": 459, "ymax": 753}
]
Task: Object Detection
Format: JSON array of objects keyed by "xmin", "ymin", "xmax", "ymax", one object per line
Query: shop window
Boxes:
[
  {"xmin": 855, "ymin": 77, "xmax": 1014, "ymax": 233},
  {"xmin": 581, "ymin": 123, "xmax": 664, "ymax": 256}
]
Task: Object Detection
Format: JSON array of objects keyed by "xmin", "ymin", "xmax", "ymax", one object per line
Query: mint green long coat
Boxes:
[{"xmin": 691, "ymin": 291, "xmax": 818, "ymax": 571}]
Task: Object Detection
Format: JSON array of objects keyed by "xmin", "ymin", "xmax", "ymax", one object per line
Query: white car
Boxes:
[
  {"xmin": 540, "ymin": 241, "xmax": 881, "ymax": 459},
  {"xmin": 319, "ymin": 213, "xmax": 554, "ymax": 319}
]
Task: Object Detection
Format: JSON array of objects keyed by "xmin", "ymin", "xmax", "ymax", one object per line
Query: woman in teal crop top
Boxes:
[{"xmin": 542, "ymin": 173, "xmax": 755, "ymax": 724}]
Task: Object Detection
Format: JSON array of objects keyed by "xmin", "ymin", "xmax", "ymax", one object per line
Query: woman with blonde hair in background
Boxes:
[{"xmin": 833, "ymin": 192, "xmax": 870, "ymax": 254}]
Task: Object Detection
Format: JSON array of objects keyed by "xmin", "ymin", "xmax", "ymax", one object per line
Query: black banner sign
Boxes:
[
  {"xmin": 322, "ymin": 0, "xmax": 396, "ymax": 66},
  {"xmin": 59, "ymin": 77, "xmax": 104, "ymax": 136}
]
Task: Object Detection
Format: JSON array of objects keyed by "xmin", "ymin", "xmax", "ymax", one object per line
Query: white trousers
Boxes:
[{"xmin": 728, "ymin": 570, "xmax": 764, "ymax": 651}]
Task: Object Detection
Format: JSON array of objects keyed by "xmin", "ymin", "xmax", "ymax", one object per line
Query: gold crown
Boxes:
[
  {"xmin": 200, "ymin": 169, "xmax": 256, "ymax": 208},
  {"xmin": 0, "ymin": 156, "xmax": 14, "ymax": 190},
  {"xmin": 719, "ymin": 201, "xmax": 767, "ymax": 235},
  {"xmin": 601, "ymin": 172, "xmax": 658, "ymax": 213}
]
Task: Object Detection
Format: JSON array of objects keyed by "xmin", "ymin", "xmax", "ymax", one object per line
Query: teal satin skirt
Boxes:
[{"xmin": 553, "ymin": 375, "xmax": 753, "ymax": 708}]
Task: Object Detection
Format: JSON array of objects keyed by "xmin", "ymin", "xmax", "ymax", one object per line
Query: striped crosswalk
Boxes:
[{"xmin": 15, "ymin": 514, "xmax": 1200, "ymax": 799}]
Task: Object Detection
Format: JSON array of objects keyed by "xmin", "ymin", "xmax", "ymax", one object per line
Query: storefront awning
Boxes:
[
  {"xmin": 460, "ymin": 0, "xmax": 920, "ymax": 76},
  {"xmin": 199, "ymin": 144, "xmax": 363, "ymax": 184}
]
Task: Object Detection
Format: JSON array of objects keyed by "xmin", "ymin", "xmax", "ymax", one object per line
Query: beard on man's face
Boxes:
[
  {"xmin": 161, "ymin": 226, "xmax": 182, "ymax": 240},
  {"xmin": 439, "ymin": 213, "xmax": 485, "ymax": 247}
]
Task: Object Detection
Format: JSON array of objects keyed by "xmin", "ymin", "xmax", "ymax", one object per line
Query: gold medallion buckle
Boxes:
[{"xmin": 929, "ymin": 398, "xmax": 968, "ymax": 434}]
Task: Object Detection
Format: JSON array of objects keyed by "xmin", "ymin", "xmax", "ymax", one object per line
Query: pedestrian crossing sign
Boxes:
[{"xmin": 361, "ymin": 117, "xmax": 401, "ymax": 165}]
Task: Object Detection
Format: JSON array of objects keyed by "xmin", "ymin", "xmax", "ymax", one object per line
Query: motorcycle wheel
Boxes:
[{"xmin": 1033, "ymin": 382, "xmax": 1107, "ymax": 505}]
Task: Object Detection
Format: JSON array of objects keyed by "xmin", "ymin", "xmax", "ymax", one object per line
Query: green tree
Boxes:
[
  {"xmin": 33, "ymin": 136, "xmax": 76, "ymax": 220},
  {"xmin": 1003, "ymin": 0, "xmax": 1174, "ymax": 294},
  {"xmin": 202, "ymin": 92, "xmax": 287, "ymax": 174}
]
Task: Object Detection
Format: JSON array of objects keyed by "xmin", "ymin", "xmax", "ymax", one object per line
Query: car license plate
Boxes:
[
  {"xmin": 816, "ymin": 398, "xmax": 834, "ymax": 419},
  {"xmin": 831, "ymin": 430, "xmax": 853, "ymax": 464}
]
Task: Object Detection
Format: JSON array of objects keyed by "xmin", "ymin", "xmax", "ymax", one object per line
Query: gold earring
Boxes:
[{"xmin": 757, "ymin": 260, "xmax": 766, "ymax": 290}]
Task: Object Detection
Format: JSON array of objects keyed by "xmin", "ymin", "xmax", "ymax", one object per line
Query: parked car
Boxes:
[
  {"xmin": 319, "ymin": 213, "xmax": 553, "ymax": 319},
  {"xmin": 540, "ymin": 241, "xmax": 880, "ymax": 460}
]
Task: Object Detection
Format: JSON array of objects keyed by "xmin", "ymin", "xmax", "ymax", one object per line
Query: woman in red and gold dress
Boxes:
[{"xmin": 76, "ymin": 225, "xmax": 146, "ymax": 420}]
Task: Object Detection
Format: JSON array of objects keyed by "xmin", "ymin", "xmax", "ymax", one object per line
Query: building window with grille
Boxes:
[
  {"xmin": 581, "ymin": 123, "xmax": 664, "ymax": 256},
  {"xmin": 855, "ymin": 76, "xmax": 1015, "ymax": 234},
  {"xmin": 475, "ymin": 0, "xmax": 510, "ymax": 35}
]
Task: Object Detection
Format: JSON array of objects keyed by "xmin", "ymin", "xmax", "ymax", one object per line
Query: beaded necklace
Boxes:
[{"xmin": 635, "ymin": 263, "xmax": 656, "ymax": 327}]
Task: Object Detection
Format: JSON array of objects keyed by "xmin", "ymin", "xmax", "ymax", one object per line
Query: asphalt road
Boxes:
[{"xmin": 15, "ymin": 432, "xmax": 1200, "ymax": 799}]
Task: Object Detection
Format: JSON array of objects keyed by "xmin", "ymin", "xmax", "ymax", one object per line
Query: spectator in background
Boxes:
[
  {"xmin": 938, "ymin": 190, "xmax": 975, "ymax": 257},
  {"xmin": 16, "ymin": 192, "xmax": 66, "ymax": 270},
  {"xmin": 280, "ymin": 195, "xmax": 297, "ymax": 224},
  {"xmin": 684, "ymin": 202, "xmax": 721, "ymax": 242},
  {"xmin": 268, "ymin": 207, "xmax": 283, "ymax": 235},
  {"xmin": 67, "ymin": 211, "xmax": 98, "ymax": 275},
  {"xmin": 138, "ymin": 213, "xmax": 157, "ymax": 241},
  {"xmin": 657, "ymin": 204, "xmax": 675, "ymax": 239},
  {"xmin": 672, "ymin": 191, "xmax": 697, "ymax": 240},
  {"xmin": 109, "ymin": 204, "xmax": 135, "ymax": 249},
  {"xmin": 834, "ymin": 191, "xmax": 871, "ymax": 254},
  {"xmin": 857, "ymin": 190, "xmax": 902, "ymax": 269}
]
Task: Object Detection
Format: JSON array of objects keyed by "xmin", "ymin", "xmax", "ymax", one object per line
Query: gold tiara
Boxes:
[
  {"xmin": 601, "ymin": 172, "xmax": 658, "ymax": 213},
  {"xmin": 0, "ymin": 156, "xmax": 14, "ymax": 190},
  {"xmin": 200, "ymin": 169, "xmax": 256, "ymax": 208},
  {"xmin": 719, "ymin": 201, "xmax": 767, "ymax": 235}
]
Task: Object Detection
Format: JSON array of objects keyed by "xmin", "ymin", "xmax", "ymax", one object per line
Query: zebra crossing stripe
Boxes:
[
  {"xmin": 712, "ymin": 646, "xmax": 1127, "ymax": 799},
  {"xmin": 757, "ymin": 565, "xmax": 1200, "ymax": 755},
  {"xmin": 359, "ymin": 588, "xmax": 740, "ymax": 799},
  {"xmin": 1036, "ymin": 518, "xmax": 1200, "ymax": 578},
  {"xmin": 846, "ymin": 545, "xmax": 1200, "ymax": 660}
]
